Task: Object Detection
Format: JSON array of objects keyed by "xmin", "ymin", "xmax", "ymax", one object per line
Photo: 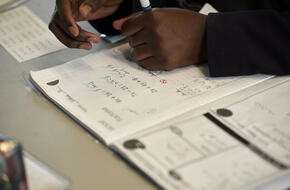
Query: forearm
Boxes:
[{"xmin": 207, "ymin": 10, "xmax": 290, "ymax": 76}]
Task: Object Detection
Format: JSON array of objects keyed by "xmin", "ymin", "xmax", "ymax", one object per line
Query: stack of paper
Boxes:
[{"xmin": 0, "ymin": 6, "xmax": 66, "ymax": 62}]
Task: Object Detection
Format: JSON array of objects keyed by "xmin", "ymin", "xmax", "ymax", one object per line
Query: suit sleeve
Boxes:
[{"xmin": 207, "ymin": 10, "xmax": 290, "ymax": 76}]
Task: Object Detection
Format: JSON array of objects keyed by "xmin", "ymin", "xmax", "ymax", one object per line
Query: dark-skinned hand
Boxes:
[
  {"xmin": 113, "ymin": 8, "xmax": 207, "ymax": 71},
  {"xmin": 49, "ymin": 0, "xmax": 123, "ymax": 50}
]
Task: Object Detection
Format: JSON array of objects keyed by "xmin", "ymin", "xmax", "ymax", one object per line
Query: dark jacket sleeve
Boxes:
[{"xmin": 207, "ymin": 10, "xmax": 290, "ymax": 77}]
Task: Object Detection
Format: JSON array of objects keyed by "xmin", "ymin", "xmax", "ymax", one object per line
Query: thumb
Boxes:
[{"xmin": 113, "ymin": 15, "xmax": 134, "ymax": 30}]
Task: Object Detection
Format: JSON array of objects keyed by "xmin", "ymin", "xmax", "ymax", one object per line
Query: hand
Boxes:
[
  {"xmin": 113, "ymin": 8, "xmax": 207, "ymax": 71},
  {"xmin": 49, "ymin": 0, "xmax": 123, "ymax": 50}
]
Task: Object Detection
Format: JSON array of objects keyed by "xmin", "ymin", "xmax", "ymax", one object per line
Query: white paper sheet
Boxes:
[
  {"xmin": 113, "ymin": 115, "xmax": 288, "ymax": 190},
  {"xmin": 0, "ymin": 6, "xmax": 66, "ymax": 62},
  {"xmin": 212, "ymin": 79, "xmax": 290, "ymax": 167},
  {"xmin": 199, "ymin": 3, "xmax": 218, "ymax": 15},
  {"xmin": 30, "ymin": 44, "xmax": 271, "ymax": 144},
  {"xmin": 24, "ymin": 153, "xmax": 69, "ymax": 190}
]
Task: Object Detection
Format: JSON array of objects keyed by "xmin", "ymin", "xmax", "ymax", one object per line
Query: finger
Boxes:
[
  {"xmin": 54, "ymin": 13, "xmax": 99, "ymax": 43},
  {"xmin": 54, "ymin": 13, "xmax": 79, "ymax": 39},
  {"xmin": 113, "ymin": 15, "xmax": 134, "ymax": 31},
  {"xmin": 56, "ymin": 0, "xmax": 79, "ymax": 36},
  {"xmin": 113, "ymin": 13, "xmax": 144, "ymax": 36},
  {"xmin": 128, "ymin": 30, "xmax": 147, "ymax": 47},
  {"xmin": 49, "ymin": 20, "xmax": 92, "ymax": 50},
  {"xmin": 131, "ymin": 44, "xmax": 152, "ymax": 61},
  {"xmin": 78, "ymin": 26, "xmax": 100, "ymax": 43},
  {"xmin": 138, "ymin": 57, "xmax": 162, "ymax": 71},
  {"xmin": 80, "ymin": 0, "xmax": 105, "ymax": 17}
]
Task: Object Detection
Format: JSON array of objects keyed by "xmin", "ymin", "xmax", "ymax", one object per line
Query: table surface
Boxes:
[{"xmin": 0, "ymin": 0, "xmax": 156, "ymax": 189}]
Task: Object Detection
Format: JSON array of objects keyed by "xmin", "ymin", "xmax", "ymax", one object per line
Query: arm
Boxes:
[{"xmin": 207, "ymin": 10, "xmax": 290, "ymax": 76}]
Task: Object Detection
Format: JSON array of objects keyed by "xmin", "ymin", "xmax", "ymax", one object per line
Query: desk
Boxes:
[{"xmin": 0, "ymin": 0, "xmax": 156, "ymax": 189}]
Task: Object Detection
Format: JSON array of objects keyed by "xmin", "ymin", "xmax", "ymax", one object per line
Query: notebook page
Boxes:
[
  {"xmin": 0, "ymin": 6, "xmax": 66, "ymax": 62},
  {"xmin": 211, "ymin": 78, "xmax": 290, "ymax": 167},
  {"xmin": 30, "ymin": 44, "xmax": 271, "ymax": 144},
  {"xmin": 113, "ymin": 114, "xmax": 289, "ymax": 190},
  {"xmin": 199, "ymin": 3, "xmax": 218, "ymax": 15}
]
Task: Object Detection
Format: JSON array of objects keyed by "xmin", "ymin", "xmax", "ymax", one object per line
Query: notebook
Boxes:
[{"xmin": 29, "ymin": 3, "xmax": 290, "ymax": 190}]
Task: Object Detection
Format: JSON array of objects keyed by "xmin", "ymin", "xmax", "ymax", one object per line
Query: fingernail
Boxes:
[
  {"xmin": 81, "ymin": 5, "xmax": 92, "ymax": 17},
  {"xmin": 69, "ymin": 26, "xmax": 78, "ymax": 37},
  {"xmin": 88, "ymin": 37, "xmax": 98, "ymax": 43},
  {"xmin": 79, "ymin": 44, "xmax": 91, "ymax": 50}
]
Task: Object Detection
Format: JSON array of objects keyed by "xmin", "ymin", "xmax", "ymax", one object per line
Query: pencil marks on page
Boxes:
[
  {"xmin": 213, "ymin": 80, "xmax": 290, "ymax": 166},
  {"xmin": 30, "ymin": 43, "xmax": 271, "ymax": 139},
  {"xmin": 122, "ymin": 115, "xmax": 279, "ymax": 190},
  {"xmin": 124, "ymin": 116, "xmax": 240, "ymax": 169}
]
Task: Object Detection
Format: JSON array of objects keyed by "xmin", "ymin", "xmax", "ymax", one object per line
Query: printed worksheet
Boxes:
[
  {"xmin": 30, "ymin": 44, "xmax": 271, "ymax": 143},
  {"xmin": 113, "ymin": 114, "xmax": 288, "ymax": 190},
  {"xmin": 0, "ymin": 6, "xmax": 66, "ymax": 62},
  {"xmin": 211, "ymin": 79, "xmax": 290, "ymax": 167}
]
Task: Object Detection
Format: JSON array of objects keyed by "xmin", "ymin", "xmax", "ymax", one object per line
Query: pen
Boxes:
[{"xmin": 139, "ymin": 0, "xmax": 152, "ymax": 11}]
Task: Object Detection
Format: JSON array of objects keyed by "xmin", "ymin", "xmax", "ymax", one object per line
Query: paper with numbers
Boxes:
[
  {"xmin": 115, "ymin": 79, "xmax": 290, "ymax": 190},
  {"xmin": 114, "ymin": 112, "xmax": 290, "ymax": 190},
  {"xmin": 211, "ymin": 79, "xmax": 290, "ymax": 167},
  {"xmin": 0, "ymin": 6, "xmax": 65, "ymax": 62},
  {"xmin": 29, "ymin": 44, "xmax": 271, "ymax": 144}
]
